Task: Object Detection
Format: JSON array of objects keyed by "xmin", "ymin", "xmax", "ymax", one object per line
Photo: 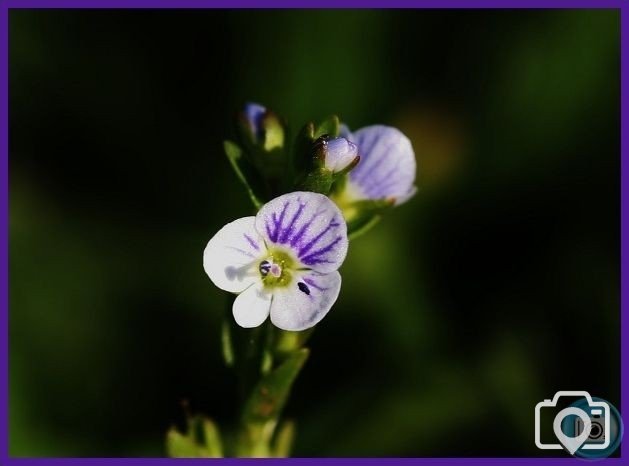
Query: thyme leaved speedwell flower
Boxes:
[
  {"xmin": 204, "ymin": 191, "xmax": 348, "ymax": 331},
  {"xmin": 168, "ymin": 105, "xmax": 418, "ymax": 458},
  {"xmin": 316, "ymin": 135, "xmax": 360, "ymax": 174}
]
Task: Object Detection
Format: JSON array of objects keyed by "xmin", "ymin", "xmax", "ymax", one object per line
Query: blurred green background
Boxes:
[{"xmin": 9, "ymin": 9, "xmax": 619, "ymax": 457}]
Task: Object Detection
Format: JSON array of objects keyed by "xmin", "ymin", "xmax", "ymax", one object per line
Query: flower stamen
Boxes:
[
  {"xmin": 259, "ymin": 260, "xmax": 271, "ymax": 277},
  {"xmin": 258, "ymin": 249, "xmax": 295, "ymax": 288},
  {"xmin": 270, "ymin": 263, "xmax": 282, "ymax": 277}
]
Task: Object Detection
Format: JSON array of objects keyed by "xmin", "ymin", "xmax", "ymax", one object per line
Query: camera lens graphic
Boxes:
[{"xmin": 589, "ymin": 422, "xmax": 603, "ymax": 440}]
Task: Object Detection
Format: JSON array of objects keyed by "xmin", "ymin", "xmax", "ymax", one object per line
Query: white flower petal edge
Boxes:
[
  {"xmin": 233, "ymin": 282, "xmax": 272, "ymax": 328},
  {"xmin": 203, "ymin": 216, "xmax": 265, "ymax": 293},
  {"xmin": 270, "ymin": 271, "xmax": 341, "ymax": 331}
]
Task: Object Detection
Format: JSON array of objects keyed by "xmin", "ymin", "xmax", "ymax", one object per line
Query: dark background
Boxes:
[{"xmin": 9, "ymin": 9, "xmax": 620, "ymax": 457}]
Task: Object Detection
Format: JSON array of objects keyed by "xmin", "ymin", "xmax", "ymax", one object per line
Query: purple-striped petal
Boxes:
[
  {"xmin": 346, "ymin": 125, "xmax": 417, "ymax": 205},
  {"xmin": 254, "ymin": 192, "xmax": 348, "ymax": 274},
  {"xmin": 203, "ymin": 216, "xmax": 266, "ymax": 293},
  {"xmin": 270, "ymin": 270, "xmax": 341, "ymax": 331}
]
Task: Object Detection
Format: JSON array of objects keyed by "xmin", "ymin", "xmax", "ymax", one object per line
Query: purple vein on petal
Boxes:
[
  {"xmin": 289, "ymin": 209, "xmax": 326, "ymax": 248},
  {"xmin": 361, "ymin": 155, "xmax": 405, "ymax": 195},
  {"xmin": 279, "ymin": 201, "xmax": 305, "ymax": 243},
  {"xmin": 271, "ymin": 213, "xmax": 279, "ymax": 240},
  {"xmin": 227, "ymin": 246, "xmax": 255, "ymax": 258},
  {"xmin": 300, "ymin": 236, "xmax": 342, "ymax": 264},
  {"xmin": 303, "ymin": 277, "xmax": 327, "ymax": 291},
  {"xmin": 366, "ymin": 179, "xmax": 400, "ymax": 198},
  {"xmin": 364, "ymin": 164, "xmax": 398, "ymax": 191},
  {"xmin": 271, "ymin": 201, "xmax": 290, "ymax": 243},
  {"xmin": 243, "ymin": 233, "xmax": 260, "ymax": 251},
  {"xmin": 352, "ymin": 150, "xmax": 388, "ymax": 185},
  {"xmin": 265, "ymin": 221, "xmax": 275, "ymax": 243},
  {"xmin": 352, "ymin": 138, "xmax": 398, "ymax": 185},
  {"xmin": 298, "ymin": 218, "xmax": 340, "ymax": 258},
  {"xmin": 302, "ymin": 258, "xmax": 334, "ymax": 266}
]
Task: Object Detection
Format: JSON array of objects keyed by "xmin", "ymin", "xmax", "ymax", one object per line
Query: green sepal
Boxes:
[
  {"xmin": 223, "ymin": 140, "xmax": 267, "ymax": 210},
  {"xmin": 292, "ymin": 116, "xmax": 340, "ymax": 178},
  {"xmin": 292, "ymin": 122, "xmax": 316, "ymax": 175},
  {"xmin": 166, "ymin": 414, "xmax": 223, "ymax": 458},
  {"xmin": 297, "ymin": 167, "xmax": 335, "ymax": 195},
  {"xmin": 313, "ymin": 115, "xmax": 340, "ymax": 139}
]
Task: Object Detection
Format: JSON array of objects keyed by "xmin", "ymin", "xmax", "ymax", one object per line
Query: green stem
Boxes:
[{"xmin": 221, "ymin": 296, "xmax": 314, "ymax": 457}]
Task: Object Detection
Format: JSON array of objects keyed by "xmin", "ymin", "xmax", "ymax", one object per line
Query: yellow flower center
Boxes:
[{"xmin": 258, "ymin": 248, "xmax": 296, "ymax": 288}]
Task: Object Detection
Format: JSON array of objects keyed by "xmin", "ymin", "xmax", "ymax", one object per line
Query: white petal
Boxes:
[
  {"xmin": 233, "ymin": 282, "xmax": 272, "ymax": 328},
  {"xmin": 270, "ymin": 271, "xmax": 341, "ymax": 331},
  {"xmin": 255, "ymin": 192, "xmax": 348, "ymax": 274},
  {"xmin": 203, "ymin": 216, "xmax": 266, "ymax": 293}
]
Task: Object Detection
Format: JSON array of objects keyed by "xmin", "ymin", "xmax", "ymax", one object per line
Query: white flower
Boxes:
[{"xmin": 203, "ymin": 191, "xmax": 348, "ymax": 331}]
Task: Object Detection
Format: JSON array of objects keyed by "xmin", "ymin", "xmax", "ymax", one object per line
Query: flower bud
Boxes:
[
  {"xmin": 324, "ymin": 137, "xmax": 359, "ymax": 173},
  {"xmin": 243, "ymin": 102, "xmax": 266, "ymax": 142},
  {"xmin": 238, "ymin": 102, "xmax": 285, "ymax": 152},
  {"xmin": 312, "ymin": 135, "xmax": 360, "ymax": 175}
]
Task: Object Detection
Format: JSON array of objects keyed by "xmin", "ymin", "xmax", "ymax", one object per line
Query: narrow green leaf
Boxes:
[
  {"xmin": 242, "ymin": 348, "xmax": 309, "ymax": 425},
  {"xmin": 223, "ymin": 140, "xmax": 266, "ymax": 209}
]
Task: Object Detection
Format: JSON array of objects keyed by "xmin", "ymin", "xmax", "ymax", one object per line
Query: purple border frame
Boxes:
[{"xmin": 0, "ymin": 1, "xmax": 626, "ymax": 465}]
